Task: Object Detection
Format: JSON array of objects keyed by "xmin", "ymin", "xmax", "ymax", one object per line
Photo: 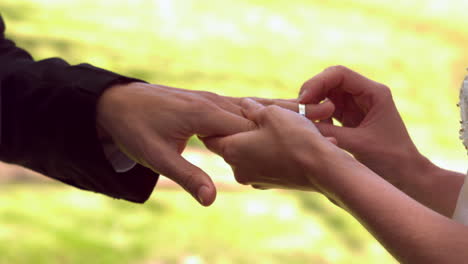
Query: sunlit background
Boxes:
[{"xmin": 1, "ymin": 0, "xmax": 467, "ymax": 263}]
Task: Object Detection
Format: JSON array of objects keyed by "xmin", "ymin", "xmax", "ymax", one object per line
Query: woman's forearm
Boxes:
[
  {"xmin": 310, "ymin": 155, "xmax": 468, "ymax": 264},
  {"xmin": 397, "ymin": 157, "xmax": 465, "ymax": 218},
  {"xmin": 417, "ymin": 164, "xmax": 465, "ymax": 217}
]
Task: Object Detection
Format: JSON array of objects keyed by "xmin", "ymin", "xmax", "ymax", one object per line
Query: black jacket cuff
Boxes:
[{"xmin": 0, "ymin": 61, "xmax": 158, "ymax": 203}]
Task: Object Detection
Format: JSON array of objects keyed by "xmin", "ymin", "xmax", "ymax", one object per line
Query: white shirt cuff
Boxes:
[{"xmin": 101, "ymin": 141, "xmax": 136, "ymax": 173}]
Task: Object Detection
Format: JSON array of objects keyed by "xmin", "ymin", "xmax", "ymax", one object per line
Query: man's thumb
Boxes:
[{"xmin": 153, "ymin": 150, "xmax": 217, "ymax": 206}]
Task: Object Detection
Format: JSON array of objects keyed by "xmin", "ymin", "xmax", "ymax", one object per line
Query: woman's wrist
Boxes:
[
  {"xmin": 297, "ymin": 139, "xmax": 443, "ymax": 208},
  {"xmin": 394, "ymin": 151, "xmax": 438, "ymax": 196},
  {"xmin": 395, "ymin": 151, "xmax": 465, "ymax": 214},
  {"xmin": 356, "ymin": 144, "xmax": 440, "ymax": 202},
  {"xmin": 298, "ymin": 140, "xmax": 363, "ymax": 199},
  {"xmin": 420, "ymin": 162, "xmax": 465, "ymax": 216}
]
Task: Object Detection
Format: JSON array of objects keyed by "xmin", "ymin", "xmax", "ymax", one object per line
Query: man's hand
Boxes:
[
  {"xmin": 97, "ymin": 82, "xmax": 334, "ymax": 206},
  {"xmin": 298, "ymin": 66, "xmax": 432, "ymax": 193}
]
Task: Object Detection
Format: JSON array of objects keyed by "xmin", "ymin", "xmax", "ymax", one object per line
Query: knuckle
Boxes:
[
  {"xmin": 233, "ymin": 172, "xmax": 249, "ymax": 185},
  {"xmin": 300, "ymin": 80, "xmax": 314, "ymax": 96},
  {"xmin": 239, "ymin": 97, "xmax": 253, "ymax": 109},
  {"xmin": 378, "ymin": 84, "xmax": 393, "ymax": 99},
  {"xmin": 326, "ymin": 65, "xmax": 350, "ymax": 73},
  {"xmin": 193, "ymin": 99, "xmax": 218, "ymax": 113},
  {"xmin": 176, "ymin": 92, "xmax": 196, "ymax": 103},
  {"xmin": 235, "ymin": 177, "xmax": 248, "ymax": 185},
  {"xmin": 301, "ymin": 78, "xmax": 312, "ymax": 88},
  {"xmin": 246, "ymin": 120, "xmax": 257, "ymax": 131},
  {"xmin": 252, "ymin": 97, "xmax": 273, "ymax": 106},
  {"xmin": 178, "ymin": 170, "xmax": 198, "ymax": 191},
  {"xmin": 223, "ymin": 144, "xmax": 239, "ymax": 165},
  {"xmin": 201, "ymin": 91, "xmax": 220, "ymax": 101},
  {"xmin": 265, "ymin": 105, "xmax": 282, "ymax": 115},
  {"xmin": 258, "ymin": 105, "xmax": 281, "ymax": 122},
  {"xmin": 300, "ymin": 81, "xmax": 309, "ymax": 92},
  {"xmin": 181, "ymin": 92, "xmax": 221, "ymax": 113},
  {"xmin": 378, "ymin": 83, "xmax": 391, "ymax": 93}
]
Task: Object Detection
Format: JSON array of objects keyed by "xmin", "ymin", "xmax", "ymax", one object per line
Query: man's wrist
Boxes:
[
  {"xmin": 96, "ymin": 81, "xmax": 142, "ymax": 173},
  {"xmin": 97, "ymin": 82, "xmax": 140, "ymax": 132}
]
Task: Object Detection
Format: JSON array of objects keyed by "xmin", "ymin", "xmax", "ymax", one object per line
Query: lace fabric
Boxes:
[{"xmin": 452, "ymin": 72, "xmax": 468, "ymax": 224}]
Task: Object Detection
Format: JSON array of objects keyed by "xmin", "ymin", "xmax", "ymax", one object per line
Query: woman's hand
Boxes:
[
  {"xmin": 299, "ymin": 66, "xmax": 434, "ymax": 192},
  {"xmin": 201, "ymin": 98, "xmax": 345, "ymax": 192}
]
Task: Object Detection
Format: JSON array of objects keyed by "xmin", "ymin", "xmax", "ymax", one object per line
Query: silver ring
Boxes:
[{"xmin": 298, "ymin": 104, "xmax": 306, "ymax": 116}]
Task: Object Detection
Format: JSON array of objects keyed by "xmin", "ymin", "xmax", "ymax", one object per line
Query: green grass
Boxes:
[{"xmin": 0, "ymin": 184, "xmax": 397, "ymax": 264}]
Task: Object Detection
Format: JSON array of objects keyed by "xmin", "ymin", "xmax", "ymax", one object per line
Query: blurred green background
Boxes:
[{"xmin": 0, "ymin": 0, "xmax": 467, "ymax": 263}]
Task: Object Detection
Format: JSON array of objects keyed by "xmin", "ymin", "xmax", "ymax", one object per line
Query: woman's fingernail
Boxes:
[
  {"xmin": 241, "ymin": 98, "xmax": 259, "ymax": 109},
  {"xmin": 197, "ymin": 185, "xmax": 210, "ymax": 206},
  {"xmin": 298, "ymin": 90, "xmax": 308, "ymax": 101}
]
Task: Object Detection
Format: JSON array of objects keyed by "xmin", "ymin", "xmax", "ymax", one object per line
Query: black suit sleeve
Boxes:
[{"xmin": 0, "ymin": 16, "xmax": 158, "ymax": 203}]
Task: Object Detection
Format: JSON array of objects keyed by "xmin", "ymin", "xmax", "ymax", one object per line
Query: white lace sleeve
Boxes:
[{"xmin": 452, "ymin": 73, "xmax": 468, "ymax": 224}]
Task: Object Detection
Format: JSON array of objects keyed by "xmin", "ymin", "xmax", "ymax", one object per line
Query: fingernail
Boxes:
[
  {"xmin": 240, "ymin": 98, "xmax": 258, "ymax": 109},
  {"xmin": 298, "ymin": 90, "xmax": 308, "ymax": 102},
  {"xmin": 197, "ymin": 185, "xmax": 210, "ymax": 206},
  {"xmin": 320, "ymin": 98, "xmax": 330, "ymax": 104}
]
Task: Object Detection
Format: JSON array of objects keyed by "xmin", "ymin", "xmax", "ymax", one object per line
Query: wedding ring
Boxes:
[{"xmin": 298, "ymin": 104, "xmax": 306, "ymax": 116}]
